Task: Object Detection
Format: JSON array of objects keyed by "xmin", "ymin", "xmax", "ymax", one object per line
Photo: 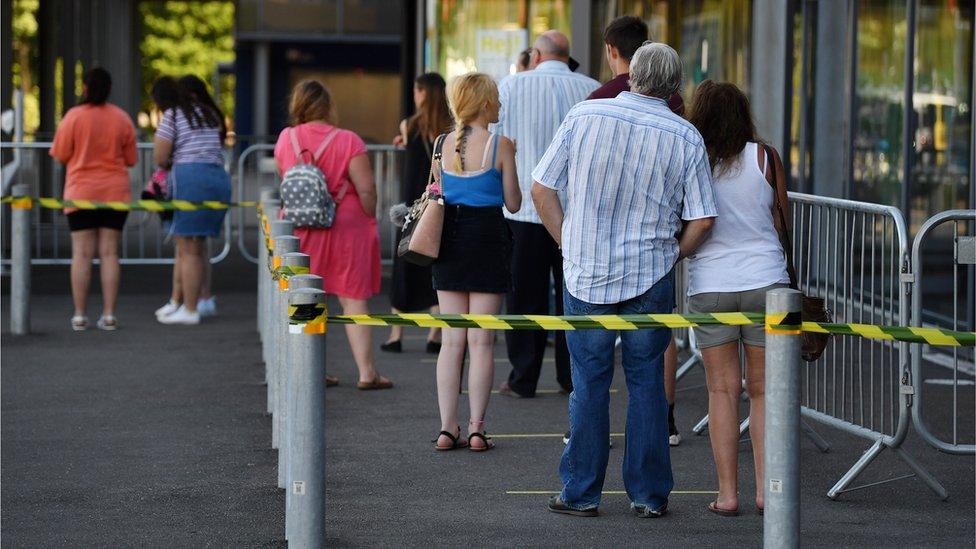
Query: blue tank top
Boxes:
[{"xmin": 442, "ymin": 134, "xmax": 504, "ymax": 208}]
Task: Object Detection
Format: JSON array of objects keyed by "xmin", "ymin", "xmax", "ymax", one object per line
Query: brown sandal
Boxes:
[
  {"xmin": 326, "ymin": 376, "xmax": 339, "ymax": 387},
  {"xmin": 356, "ymin": 376, "xmax": 394, "ymax": 390},
  {"xmin": 707, "ymin": 501, "xmax": 739, "ymax": 517}
]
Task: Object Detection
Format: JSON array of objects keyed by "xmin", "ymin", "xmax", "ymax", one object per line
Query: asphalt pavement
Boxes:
[{"xmin": 2, "ymin": 260, "xmax": 973, "ymax": 547}]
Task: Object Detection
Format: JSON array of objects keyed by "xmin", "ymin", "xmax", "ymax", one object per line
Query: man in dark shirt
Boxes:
[
  {"xmin": 577, "ymin": 15, "xmax": 684, "ymax": 449},
  {"xmin": 588, "ymin": 16, "xmax": 684, "ymax": 116}
]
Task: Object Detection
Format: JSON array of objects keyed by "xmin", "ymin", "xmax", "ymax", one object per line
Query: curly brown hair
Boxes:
[{"xmin": 687, "ymin": 80, "xmax": 761, "ymax": 174}]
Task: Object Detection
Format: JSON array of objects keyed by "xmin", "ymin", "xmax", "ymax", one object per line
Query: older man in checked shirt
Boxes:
[{"xmin": 533, "ymin": 42, "xmax": 717, "ymax": 519}]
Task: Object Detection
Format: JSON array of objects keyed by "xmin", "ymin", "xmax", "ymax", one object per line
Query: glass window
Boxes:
[
  {"xmin": 425, "ymin": 0, "xmax": 571, "ymax": 81},
  {"xmin": 238, "ymin": 0, "xmax": 339, "ymax": 34},
  {"xmin": 851, "ymin": 1, "xmax": 907, "ymax": 207},
  {"xmin": 589, "ymin": 0, "xmax": 751, "ymax": 101},
  {"xmin": 343, "ymin": 0, "xmax": 403, "ymax": 34},
  {"xmin": 909, "ymin": 0, "xmax": 973, "ymax": 223}
]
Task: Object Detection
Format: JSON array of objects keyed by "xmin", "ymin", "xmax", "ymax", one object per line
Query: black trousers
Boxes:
[{"xmin": 505, "ymin": 220, "xmax": 572, "ymax": 396}]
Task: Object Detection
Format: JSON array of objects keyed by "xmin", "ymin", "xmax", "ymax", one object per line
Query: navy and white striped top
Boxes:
[
  {"xmin": 533, "ymin": 92, "xmax": 718, "ymax": 304},
  {"xmin": 156, "ymin": 107, "xmax": 224, "ymax": 165},
  {"xmin": 492, "ymin": 61, "xmax": 600, "ymax": 224}
]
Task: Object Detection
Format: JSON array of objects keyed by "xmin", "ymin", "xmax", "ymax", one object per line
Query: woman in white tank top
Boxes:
[{"xmin": 686, "ymin": 80, "xmax": 792, "ymax": 517}]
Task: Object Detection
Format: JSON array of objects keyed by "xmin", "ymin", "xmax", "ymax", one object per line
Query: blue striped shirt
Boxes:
[
  {"xmin": 492, "ymin": 61, "xmax": 600, "ymax": 224},
  {"xmin": 156, "ymin": 107, "xmax": 224, "ymax": 165},
  {"xmin": 532, "ymin": 92, "xmax": 718, "ymax": 304}
]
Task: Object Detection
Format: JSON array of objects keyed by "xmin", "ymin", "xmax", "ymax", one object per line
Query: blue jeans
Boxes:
[{"xmin": 559, "ymin": 271, "xmax": 675, "ymax": 511}]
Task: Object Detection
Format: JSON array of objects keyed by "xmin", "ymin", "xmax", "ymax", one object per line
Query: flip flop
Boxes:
[
  {"xmin": 433, "ymin": 428, "xmax": 468, "ymax": 451},
  {"xmin": 326, "ymin": 376, "xmax": 339, "ymax": 387},
  {"xmin": 707, "ymin": 501, "xmax": 740, "ymax": 517},
  {"xmin": 356, "ymin": 376, "xmax": 393, "ymax": 390}
]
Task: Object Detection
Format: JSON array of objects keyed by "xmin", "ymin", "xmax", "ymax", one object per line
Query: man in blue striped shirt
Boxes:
[
  {"xmin": 533, "ymin": 42, "xmax": 717, "ymax": 518},
  {"xmin": 493, "ymin": 30, "xmax": 600, "ymax": 400}
]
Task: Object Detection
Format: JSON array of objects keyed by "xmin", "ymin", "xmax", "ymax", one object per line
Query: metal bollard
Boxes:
[
  {"xmin": 281, "ymin": 272, "xmax": 322, "ymax": 542},
  {"xmin": 269, "ymin": 232, "xmax": 299, "ymax": 450},
  {"xmin": 266, "ymin": 220, "xmax": 294, "ymax": 366},
  {"xmin": 259, "ymin": 197, "xmax": 283, "ymax": 360},
  {"xmin": 285, "ymin": 287, "xmax": 327, "ymax": 548},
  {"xmin": 276, "ymin": 252, "xmax": 311, "ymax": 491},
  {"xmin": 257, "ymin": 188, "xmax": 280, "ymax": 337},
  {"xmin": 10, "ymin": 184, "xmax": 31, "ymax": 335},
  {"xmin": 764, "ymin": 288, "xmax": 802, "ymax": 549}
]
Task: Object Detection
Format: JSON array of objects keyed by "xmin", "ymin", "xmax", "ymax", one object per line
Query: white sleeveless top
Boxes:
[{"xmin": 687, "ymin": 142, "xmax": 790, "ymax": 296}]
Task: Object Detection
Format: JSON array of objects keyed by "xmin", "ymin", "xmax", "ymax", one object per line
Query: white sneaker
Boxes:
[
  {"xmin": 669, "ymin": 433, "xmax": 682, "ymax": 447},
  {"xmin": 157, "ymin": 305, "xmax": 200, "ymax": 325},
  {"xmin": 155, "ymin": 300, "xmax": 181, "ymax": 319},
  {"xmin": 197, "ymin": 296, "xmax": 217, "ymax": 318}
]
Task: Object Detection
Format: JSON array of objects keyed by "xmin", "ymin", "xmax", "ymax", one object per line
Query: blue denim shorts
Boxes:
[{"xmin": 169, "ymin": 162, "xmax": 231, "ymax": 238}]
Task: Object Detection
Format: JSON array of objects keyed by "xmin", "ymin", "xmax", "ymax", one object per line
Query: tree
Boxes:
[{"xmin": 139, "ymin": 1, "xmax": 235, "ymax": 125}]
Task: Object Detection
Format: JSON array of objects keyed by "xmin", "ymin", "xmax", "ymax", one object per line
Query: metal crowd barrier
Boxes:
[
  {"xmin": 235, "ymin": 144, "xmax": 403, "ymax": 265},
  {"xmin": 787, "ymin": 192, "xmax": 946, "ymax": 499},
  {"xmin": 910, "ymin": 210, "xmax": 975, "ymax": 455},
  {"xmin": 0, "ymin": 141, "xmax": 231, "ymax": 265}
]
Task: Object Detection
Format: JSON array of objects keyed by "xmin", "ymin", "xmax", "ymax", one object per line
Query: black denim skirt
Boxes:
[{"xmin": 432, "ymin": 205, "xmax": 512, "ymax": 294}]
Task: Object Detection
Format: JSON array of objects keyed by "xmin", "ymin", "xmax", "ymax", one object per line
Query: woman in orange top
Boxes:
[{"xmin": 50, "ymin": 68, "xmax": 137, "ymax": 331}]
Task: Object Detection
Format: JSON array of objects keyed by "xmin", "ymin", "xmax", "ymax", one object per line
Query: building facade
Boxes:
[{"xmin": 420, "ymin": 0, "xmax": 974, "ymax": 232}]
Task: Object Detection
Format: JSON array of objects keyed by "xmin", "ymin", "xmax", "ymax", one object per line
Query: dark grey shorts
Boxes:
[{"xmin": 688, "ymin": 283, "xmax": 790, "ymax": 349}]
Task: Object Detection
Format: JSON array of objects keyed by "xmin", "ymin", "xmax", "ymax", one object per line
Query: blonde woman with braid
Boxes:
[{"xmin": 431, "ymin": 72, "xmax": 521, "ymax": 451}]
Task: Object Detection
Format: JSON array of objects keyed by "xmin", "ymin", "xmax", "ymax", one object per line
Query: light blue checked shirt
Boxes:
[
  {"xmin": 493, "ymin": 61, "xmax": 600, "ymax": 224},
  {"xmin": 533, "ymin": 92, "xmax": 717, "ymax": 305}
]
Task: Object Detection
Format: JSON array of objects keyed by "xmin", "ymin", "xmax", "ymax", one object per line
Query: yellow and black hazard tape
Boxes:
[
  {"xmin": 275, "ymin": 265, "xmax": 311, "ymax": 289},
  {"xmin": 289, "ymin": 302, "xmax": 327, "ymax": 334},
  {"xmin": 314, "ymin": 313, "xmax": 975, "ymax": 347},
  {"xmin": 1, "ymin": 195, "xmax": 257, "ymax": 211}
]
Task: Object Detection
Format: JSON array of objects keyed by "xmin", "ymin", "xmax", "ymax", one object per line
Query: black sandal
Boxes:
[
  {"xmin": 433, "ymin": 427, "xmax": 468, "ymax": 451},
  {"xmin": 468, "ymin": 431, "xmax": 494, "ymax": 452}
]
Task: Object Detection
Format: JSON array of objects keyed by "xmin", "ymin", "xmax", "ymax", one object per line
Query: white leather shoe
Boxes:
[
  {"xmin": 155, "ymin": 300, "xmax": 180, "ymax": 319},
  {"xmin": 157, "ymin": 305, "xmax": 200, "ymax": 325}
]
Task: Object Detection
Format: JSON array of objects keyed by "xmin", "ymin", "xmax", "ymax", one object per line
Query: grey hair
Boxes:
[{"xmin": 628, "ymin": 41, "xmax": 682, "ymax": 99}]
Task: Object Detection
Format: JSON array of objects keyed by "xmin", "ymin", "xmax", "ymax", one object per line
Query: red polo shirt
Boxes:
[{"xmin": 587, "ymin": 73, "xmax": 685, "ymax": 116}]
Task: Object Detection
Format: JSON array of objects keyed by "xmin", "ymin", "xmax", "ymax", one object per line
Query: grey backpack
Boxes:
[{"xmin": 280, "ymin": 127, "xmax": 345, "ymax": 228}]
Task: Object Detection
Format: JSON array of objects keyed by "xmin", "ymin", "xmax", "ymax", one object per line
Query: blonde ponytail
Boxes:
[{"xmin": 447, "ymin": 72, "xmax": 500, "ymax": 173}]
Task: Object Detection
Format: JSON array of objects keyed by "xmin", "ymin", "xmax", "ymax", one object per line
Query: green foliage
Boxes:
[
  {"xmin": 139, "ymin": 1, "xmax": 235, "ymax": 123},
  {"xmin": 12, "ymin": 0, "xmax": 40, "ymax": 134}
]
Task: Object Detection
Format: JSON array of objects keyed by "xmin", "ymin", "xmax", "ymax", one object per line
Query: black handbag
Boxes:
[{"xmin": 763, "ymin": 144, "xmax": 832, "ymax": 362}]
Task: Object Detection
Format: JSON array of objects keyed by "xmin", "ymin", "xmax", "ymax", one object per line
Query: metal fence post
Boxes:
[
  {"xmin": 764, "ymin": 288, "xmax": 802, "ymax": 549},
  {"xmin": 10, "ymin": 183, "xmax": 31, "ymax": 335},
  {"xmin": 281, "ymin": 272, "xmax": 322, "ymax": 542},
  {"xmin": 276, "ymin": 252, "xmax": 310, "ymax": 493},
  {"xmin": 286, "ymin": 287, "xmax": 328, "ymax": 548},
  {"xmin": 10, "ymin": 184, "xmax": 34, "ymax": 335}
]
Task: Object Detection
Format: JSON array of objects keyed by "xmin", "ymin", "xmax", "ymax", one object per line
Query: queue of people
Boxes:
[
  {"xmin": 49, "ymin": 14, "xmax": 793, "ymax": 520},
  {"xmin": 387, "ymin": 17, "xmax": 787, "ymax": 520}
]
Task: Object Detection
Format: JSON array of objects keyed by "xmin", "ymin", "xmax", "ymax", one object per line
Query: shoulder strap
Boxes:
[
  {"xmin": 429, "ymin": 133, "xmax": 446, "ymax": 191},
  {"xmin": 480, "ymin": 133, "xmax": 494, "ymax": 169},
  {"xmin": 289, "ymin": 127, "xmax": 305, "ymax": 160},
  {"xmin": 312, "ymin": 128, "xmax": 340, "ymax": 163},
  {"xmin": 763, "ymin": 143, "xmax": 798, "ymax": 289}
]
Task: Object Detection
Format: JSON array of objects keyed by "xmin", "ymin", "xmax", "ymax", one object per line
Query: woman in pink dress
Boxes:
[{"xmin": 274, "ymin": 79, "xmax": 392, "ymax": 390}]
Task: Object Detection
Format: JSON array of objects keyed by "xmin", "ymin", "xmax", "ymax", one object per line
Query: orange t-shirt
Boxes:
[{"xmin": 49, "ymin": 103, "xmax": 137, "ymax": 209}]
